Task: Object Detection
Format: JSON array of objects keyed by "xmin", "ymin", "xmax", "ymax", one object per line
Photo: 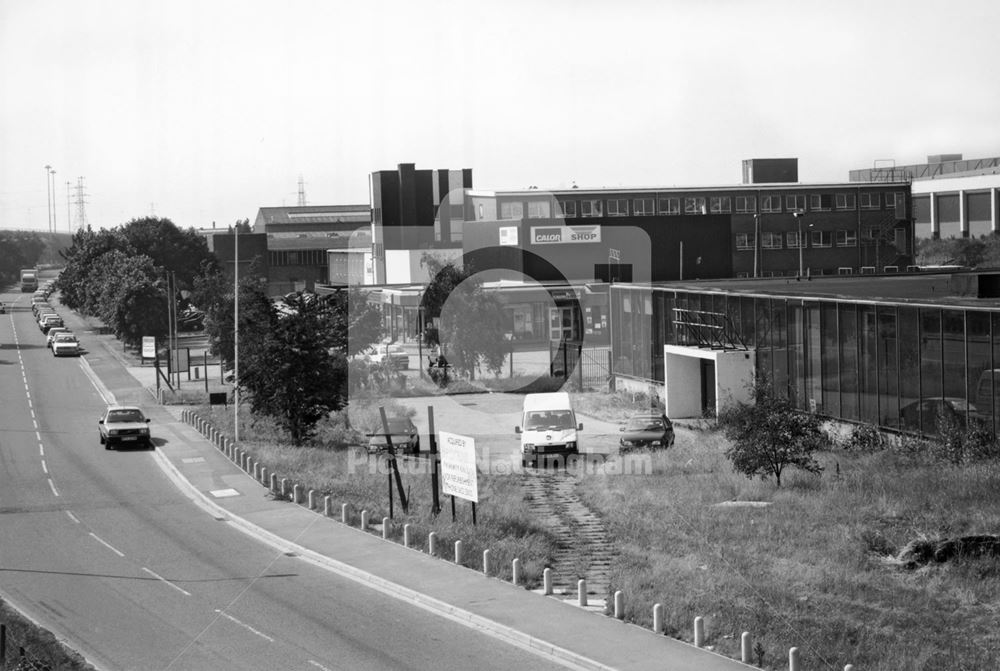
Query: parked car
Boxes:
[
  {"xmin": 38, "ymin": 313, "xmax": 63, "ymax": 333},
  {"xmin": 51, "ymin": 333, "xmax": 81, "ymax": 357},
  {"xmin": 619, "ymin": 412, "xmax": 675, "ymax": 450},
  {"xmin": 367, "ymin": 417, "xmax": 420, "ymax": 454},
  {"xmin": 98, "ymin": 405, "xmax": 152, "ymax": 450},
  {"xmin": 32, "ymin": 301, "xmax": 51, "ymax": 317},
  {"xmin": 899, "ymin": 397, "xmax": 978, "ymax": 434},
  {"xmin": 0, "ymin": 302, "xmax": 5, "ymax": 314},
  {"xmin": 46, "ymin": 327, "xmax": 71, "ymax": 347},
  {"xmin": 177, "ymin": 309, "xmax": 205, "ymax": 331},
  {"xmin": 367, "ymin": 343, "xmax": 410, "ymax": 370}
]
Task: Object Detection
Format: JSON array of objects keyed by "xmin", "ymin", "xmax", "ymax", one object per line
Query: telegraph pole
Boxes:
[{"xmin": 44, "ymin": 165, "xmax": 52, "ymax": 232}]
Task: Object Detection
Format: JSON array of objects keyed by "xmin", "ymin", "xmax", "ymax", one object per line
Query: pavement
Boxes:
[{"xmin": 66, "ymin": 310, "xmax": 754, "ymax": 670}]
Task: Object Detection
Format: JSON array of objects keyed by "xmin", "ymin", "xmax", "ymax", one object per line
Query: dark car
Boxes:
[
  {"xmin": 899, "ymin": 397, "xmax": 978, "ymax": 434},
  {"xmin": 619, "ymin": 413, "xmax": 675, "ymax": 450},
  {"xmin": 367, "ymin": 417, "xmax": 420, "ymax": 454}
]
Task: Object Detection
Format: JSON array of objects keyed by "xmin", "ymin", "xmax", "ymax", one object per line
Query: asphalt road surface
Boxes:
[{"xmin": 0, "ymin": 290, "xmax": 570, "ymax": 671}]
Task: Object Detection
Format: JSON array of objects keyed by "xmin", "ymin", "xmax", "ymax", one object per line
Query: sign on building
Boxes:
[
  {"xmin": 499, "ymin": 226, "xmax": 519, "ymax": 246},
  {"xmin": 438, "ymin": 431, "xmax": 479, "ymax": 503},
  {"xmin": 530, "ymin": 225, "xmax": 602, "ymax": 245}
]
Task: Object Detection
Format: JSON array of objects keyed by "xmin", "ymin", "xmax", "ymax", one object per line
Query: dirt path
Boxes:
[{"xmin": 521, "ymin": 469, "xmax": 615, "ymax": 605}]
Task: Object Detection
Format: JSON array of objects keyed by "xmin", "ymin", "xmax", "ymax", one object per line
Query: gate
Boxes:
[{"xmin": 549, "ymin": 343, "xmax": 611, "ymax": 390}]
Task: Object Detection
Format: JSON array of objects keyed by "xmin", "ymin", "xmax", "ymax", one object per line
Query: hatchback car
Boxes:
[
  {"xmin": 52, "ymin": 333, "xmax": 81, "ymax": 357},
  {"xmin": 619, "ymin": 413, "xmax": 675, "ymax": 450},
  {"xmin": 99, "ymin": 406, "xmax": 152, "ymax": 450},
  {"xmin": 367, "ymin": 417, "xmax": 420, "ymax": 454},
  {"xmin": 367, "ymin": 343, "xmax": 410, "ymax": 370},
  {"xmin": 38, "ymin": 314, "xmax": 63, "ymax": 333},
  {"xmin": 46, "ymin": 327, "xmax": 71, "ymax": 347}
]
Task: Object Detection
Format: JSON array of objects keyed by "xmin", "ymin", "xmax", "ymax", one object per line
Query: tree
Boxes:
[
  {"xmin": 420, "ymin": 256, "xmax": 508, "ymax": 379},
  {"xmin": 717, "ymin": 377, "xmax": 825, "ymax": 487},
  {"xmin": 238, "ymin": 292, "xmax": 347, "ymax": 445},
  {"xmin": 94, "ymin": 251, "xmax": 168, "ymax": 348},
  {"xmin": 192, "ymin": 264, "xmax": 274, "ymax": 367}
]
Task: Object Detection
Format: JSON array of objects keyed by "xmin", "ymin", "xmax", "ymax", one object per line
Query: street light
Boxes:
[
  {"xmin": 793, "ymin": 210, "xmax": 805, "ymax": 277},
  {"xmin": 44, "ymin": 165, "xmax": 52, "ymax": 232},
  {"xmin": 753, "ymin": 213, "xmax": 761, "ymax": 278}
]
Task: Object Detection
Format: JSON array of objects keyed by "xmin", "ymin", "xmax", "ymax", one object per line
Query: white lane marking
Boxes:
[
  {"xmin": 30, "ymin": 409, "xmax": 35, "ymax": 420},
  {"xmin": 47, "ymin": 479, "xmax": 59, "ymax": 497},
  {"xmin": 143, "ymin": 567, "xmax": 192, "ymax": 597},
  {"xmin": 39, "ymin": 444, "xmax": 44, "ymax": 456},
  {"xmin": 89, "ymin": 532, "xmax": 125, "ymax": 557},
  {"xmin": 214, "ymin": 610, "xmax": 274, "ymax": 642},
  {"xmin": 35, "ymin": 431, "xmax": 42, "ymax": 442},
  {"xmin": 79, "ymin": 357, "xmax": 116, "ymax": 405},
  {"xmin": 308, "ymin": 661, "xmax": 334, "ymax": 671},
  {"xmin": 65, "ymin": 510, "xmax": 80, "ymax": 524},
  {"xmin": 41, "ymin": 459, "xmax": 48, "ymax": 474}
]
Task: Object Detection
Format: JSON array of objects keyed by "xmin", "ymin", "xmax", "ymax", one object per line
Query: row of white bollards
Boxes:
[{"xmin": 182, "ymin": 410, "xmax": 858, "ymax": 671}]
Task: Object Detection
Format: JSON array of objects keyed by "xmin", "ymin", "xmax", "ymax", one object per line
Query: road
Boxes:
[{"xmin": 0, "ymin": 289, "xmax": 571, "ymax": 671}]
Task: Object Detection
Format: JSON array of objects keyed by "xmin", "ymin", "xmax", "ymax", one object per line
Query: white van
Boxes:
[{"xmin": 515, "ymin": 392, "xmax": 582, "ymax": 467}]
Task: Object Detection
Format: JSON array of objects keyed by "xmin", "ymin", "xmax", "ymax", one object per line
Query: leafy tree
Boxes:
[
  {"xmin": 192, "ymin": 263, "xmax": 274, "ymax": 367},
  {"xmin": 717, "ymin": 377, "xmax": 825, "ymax": 487},
  {"xmin": 420, "ymin": 256, "xmax": 508, "ymax": 379},
  {"xmin": 326, "ymin": 287, "xmax": 383, "ymax": 357},
  {"xmin": 238, "ymin": 292, "xmax": 347, "ymax": 444},
  {"xmin": 119, "ymin": 217, "xmax": 218, "ymax": 288},
  {"xmin": 93, "ymin": 251, "xmax": 169, "ymax": 348}
]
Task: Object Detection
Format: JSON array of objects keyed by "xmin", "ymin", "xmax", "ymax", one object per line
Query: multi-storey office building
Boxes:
[{"xmin": 609, "ymin": 272, "xmax": 1000, "ymax": 436}]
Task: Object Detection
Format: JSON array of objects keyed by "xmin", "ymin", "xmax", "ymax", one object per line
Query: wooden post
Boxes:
[{"xmin": 428, "ymin": 405, "xmax": 440, "ymax": 515}]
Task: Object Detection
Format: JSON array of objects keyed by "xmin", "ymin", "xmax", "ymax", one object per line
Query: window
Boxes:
[
  {"xmin": 836, "ymin": 193, "xmax": 856, "ymax": 210},
  {"xmin": 580, "ymin": 199, "xmax": 603, "ymax": 217},
  {"xmin": 658, "ymin": 197, "xmax": 680, "ymax": 215},
  {"xmin": 633, "ymin": 198, "xmax": 655, "ymax": 216},
  {"xmin": 786, "ymin": 194, "xmax": 806, "ymax": 212},
  {"xmin": 559, "ymin": 200, "xmax": 577, "ymax": 218},
  {"xmin": 860, "ymin": 192, "xmax": 880, "ymax": 209},
  {"xmin": 836, "ymin": 230, "xmax": 857, "ymax": 247},
  {"xmin": 736, "ymin": 195, "xmax": 757, "ymax": 213},
  {"xmin": 761, "ymin": 195, "xmax": 782, "ymax": 213},
  {"xmin": 735, "ymin": 233, "xmax": 755, "ymax": 250},
  {"xmin": 864, "ymin": 227, "xmax": 881, "ymax": 244},
  {"xmin": 607, "ymin": 199, "xmax": 629, "ymax": 216},
  {"xmin": 527, "ymin": 201, "xmax": 551, "ymax": 218},
  {"xmin": 684, "ymin": 196, "xmax": 707, "ymax": 214},
  {"xmin": 786, "ymin": 231, "xmax": 804, "ymax": 249},
  {"xmin": 710, "ymin": 196, "xmax": 731, "ymax": 213},
  {"xmin": 884, "ymin": 192, "xmax": 897, "ymax": 208},
  {"xmin": 499, "ymin": 201, "xmax": 523, "ymax": 219},
  {"xmin": 811, "ymin": 230, "xmax": 833, "ymax": 247},
  {"xmin": 810, "ymin": 194, "xmax": 833, "ymax": 210},
  {"xmin": 762, "ymin": 232, "xmax": 783, "ymax": 249}
]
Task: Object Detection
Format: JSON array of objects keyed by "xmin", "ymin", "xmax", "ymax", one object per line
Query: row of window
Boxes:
[
  {"xmin": 498, "ymin": 192, "xmax": 904, "ymax": 220},
  {"xmin": 269, "ymin": 249, "xmax": 327, "ymax": 267},
  {"xmin": 735, "ymin": 228, "xmax": 890, "ymax": 250}
]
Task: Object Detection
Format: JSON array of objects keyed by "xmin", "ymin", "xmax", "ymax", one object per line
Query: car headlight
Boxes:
[
  {"xmin": 652, "ymin": 440, "xmax": 662, "ymax": 446},
  {"xmin": 108, "ymin": 429, "xmax": 119, "ymax": 436},
  {"xmin": 140, "ymin": 428, "xmax": 149, "ymax": 435}
]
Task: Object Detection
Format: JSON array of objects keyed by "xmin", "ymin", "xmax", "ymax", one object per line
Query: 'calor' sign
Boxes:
[{"xmin": 530, "ymin": 225, "xmax": 601, "ymax": 245}]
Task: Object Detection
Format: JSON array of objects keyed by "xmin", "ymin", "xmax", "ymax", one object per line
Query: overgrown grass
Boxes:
[
  {"xmin": 193, "ymin": 399, "xmax": 560, "ymax": 587},
  {"xmin": 576, "ymin": 431, "xmax": 1000, "ymax": 670}
]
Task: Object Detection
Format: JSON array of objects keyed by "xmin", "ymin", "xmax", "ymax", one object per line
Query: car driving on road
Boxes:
[
  {"xmin": 99, "ymin": 405, "xmax": 153, "ymax": 450},
  {"xmin": 366, "ymin": 343, "xmax": 410, "ymax": 370},
  {"xmin": 51, "ymin": 333, "xmax": 81, "ymax": 357}
]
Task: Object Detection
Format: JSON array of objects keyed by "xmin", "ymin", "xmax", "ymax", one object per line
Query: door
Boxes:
[
  {"xmin": 701, "ymin": 359, "xmax": 716, "ymax": 416},
  {"xmin": 549, "ymin": 307, "xmax": 575, "ymax": 342}
]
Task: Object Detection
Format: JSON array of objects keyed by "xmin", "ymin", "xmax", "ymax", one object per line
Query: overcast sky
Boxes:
[{"xmin": 2, "ymin": 0, "xmax": 998, "ymax": 232}]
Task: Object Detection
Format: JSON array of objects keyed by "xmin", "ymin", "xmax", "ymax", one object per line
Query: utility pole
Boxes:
[
  {"xmin": 44, "ymin": 165, "xmax": 52, "ymax": 233},
  {"xmin": 49, "ymin": 168, "xmax": 57, "ymax": 232},
  {"xmin": 74, "ymin": 177, "xmax": 89, "ymax": 229},
  {"xmin": 66, "ymin": 181, "xmax": 71, "ymax": 232}
]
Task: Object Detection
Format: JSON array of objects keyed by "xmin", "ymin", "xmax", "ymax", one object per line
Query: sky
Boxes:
[{"xmin": 2, "ymin": 0, "xmax": 999, "ymax": 232}]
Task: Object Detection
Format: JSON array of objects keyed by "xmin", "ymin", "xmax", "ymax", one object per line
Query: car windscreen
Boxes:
[
  {"xmin": 524, "ymin": 411, "xmax": 574, "ymax": 430},
  {"xmin": 626, "ymin": 417, "xmax": 665, "ymax": 431},
  {"xmin": 108, "ymin": 409, "xmax": 144, "ymax": 422}
]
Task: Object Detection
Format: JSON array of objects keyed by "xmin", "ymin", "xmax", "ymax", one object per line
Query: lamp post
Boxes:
[
  {"xmin": 44, "ymin": 165, "xmax": 52, "ymax": 232},
  {"xmin": 793, "ymin": 210, "xmax": 805, "ymax": 277},
  {"xmin": 753, "ymin": 213, "xmax": 761, "ymax": 278},
  {"xmin": 234, "ymin": 223, "xmax": 240, "ymax": 445}
]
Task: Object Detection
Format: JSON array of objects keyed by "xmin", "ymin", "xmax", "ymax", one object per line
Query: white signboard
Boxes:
[
  {"xmin": 142, "ymin": 336, "xmax": 156, "ymax": 359},
  {"xmin": 499, "ymin": 226, "xmax": 519, "ymax": 246},
  {"xmin": 439, "ymin": 431, "xmax": 479, "ymax": 503},
  {"xmin": 530, "ymin": 224, "xmax": 601, "ymax": 245}
]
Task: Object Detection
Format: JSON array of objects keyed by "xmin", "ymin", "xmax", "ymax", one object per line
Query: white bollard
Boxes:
[
  {"xmin": 323, "ymin": 495, "xmax": 331, "ymax": 517},
  {"xmin": 741, "ymin": 632, "xmax": 751, "ymax": 663},
  {"xmin": 614, "ymin": 591, "xmax": 624, "ymax": 619},
  {"xmin": 543, "ymin": 568, "xmax": 552, "ymax": 595},
  {"xmin": 483, "ymin": 549, "xmax": 490, "ymax": 575},
  {"xmin": 577, "ymin": 579, "xmax": 587, "ymax": 607},
  {"xmin": 260, "ymin": 466, "xmax": 267, "ymax": 485},
  {"xmin": 428, "ymin": 531, "xmax": 437, "ymax": 555},
  {"xmin": 403, "ymin": 523, "xmax": 411, "ymax": 548},
  {"xmin": 382, "ymin": 517, "xmax": 390, "ymax": 539},
  {"xmin": 308, "ymin": 490, "xmax": 316, "ymax": 510},
  {"xmin": 454, "ymin": 540, "xmax": 463, "ymax": 564},
  {"xmin": 280, "ymin": 478, "xmax": 288, "ymax": 498},
  {"xmin": 341, "ymin": 503, "xmax": 348, "ymax": 523},
  {"xmin": 512, "ymin": 558, "xmax": 521, "ymax": 585},
  {"xmin": 694, "ymin": 616, "xmax": 705, "ymax": 647},
  {"xmin": 270, "ymin": 473, "xmax": 278, "ymax": 492},
  {"xmin": 292, "ymin": 484, "xmax": 301, "ymax": 504},
  {"xmin": 844, "ymin": 666, "xmax": 854, "ymax": 671},
  {"xmin": 789, "ymin": 647, "xmax": 800, "ymax": 671},
  {"xmin": 653, "ymin": 603, "xmax": 663, "ymax": 633},
  {"xmin": 360, "ymin": 510, "xmax": 368, "ymax": 531}
]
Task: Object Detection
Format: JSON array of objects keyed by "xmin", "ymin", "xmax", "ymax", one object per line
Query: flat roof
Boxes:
[
  {"xmin": 492, "ymin": 182, "xmax": 910, "ymax": 198},
  {"xmin": 626, "ymin": 272, "xmax": 1000, "ymax": 309}
]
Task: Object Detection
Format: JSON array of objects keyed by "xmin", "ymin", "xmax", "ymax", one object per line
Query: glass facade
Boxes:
[{"xmin": 611, "ymin": 285, "xmax": 1000, "ymax": 435}]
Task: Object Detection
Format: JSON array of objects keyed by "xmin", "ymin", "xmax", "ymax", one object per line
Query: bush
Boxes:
[{"xmin": 843, "ymin": 424, "xmax": 887, "ymax": 453}]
